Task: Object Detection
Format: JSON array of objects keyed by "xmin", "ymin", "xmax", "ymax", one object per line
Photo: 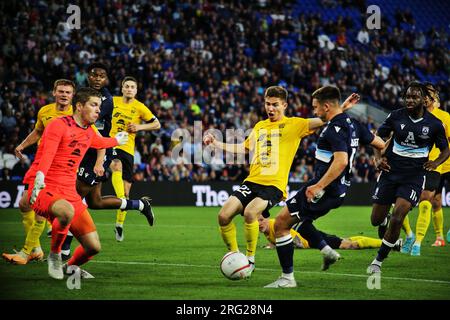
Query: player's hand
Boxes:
[
  {"xmin": 306, "ymin": 184, "xmax": 325, "ymax": 203},
  {"xmin": 203, "ymin": 133, "xmax": 215, "ymax": 146},
  {"xmin": 341, "ymin": 93, "xmax": 361, "ymax": 111},
  {"xmin": 114, "ymin": 132, "xmax": 129, "ymax": 146},
  {"xmin": 94, "ymin": 163, "xmax": 105, "ymax": 177},
  {"xmin": 15, "ymin": 145, "xmax": 25, "ymax": 160},
  {"xmin": 375, "ymin": 157, "xmax": 390, "ymax": 172},
  {"xmin": 423, "ymin": 160, "xmax": 438, "ymax": 171},
  {"xmin": 30, "ymin": 171, "xmax": 45, "ymax": 205},
  {"xmin": 127, "ymin": 123, "xmax": 138, "ymax": 133}
]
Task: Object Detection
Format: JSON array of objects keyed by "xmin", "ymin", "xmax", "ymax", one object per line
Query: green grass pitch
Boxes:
[{"xmin": 0, "ymin": 206, "xmax": 449, "ymax": 300}]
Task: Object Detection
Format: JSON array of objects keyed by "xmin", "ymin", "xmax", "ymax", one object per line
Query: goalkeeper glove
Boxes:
[
  {"xmin": 114, "ymin": 132, "xmax": 129, "ymax": 146},
  {"xmin": 30, "ymin": 171, "xmax": 45, "ymax": 205}
]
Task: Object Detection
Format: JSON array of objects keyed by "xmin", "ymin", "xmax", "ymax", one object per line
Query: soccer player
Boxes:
[
  {"xmin": 258, "ymin": 216, "xmax": 402, "ymax": 250},
  {"xmin": 399, "ymin": 83, "xmax": 450, "ymax": 255},
  {"xmin": 264, "ymin": 86, "xmax": 386, "ymax": 288},
  {"xmin": 110, "ymin": 76, "xmax": 161, "ymax": 241},
  {"xmin": 203, "ymin": 86, "xmax": 360, "ymax": 275},
  {"xmin": 368, "ymin": 82, "xmax": 449, "ymax": 274},
  {"xmin": 24, "ymin": 87, "xmax": 130, "ymax": 279},
  {"xmin": 2, "ymin": 79, "xmax": 75, "ymax": 264}
]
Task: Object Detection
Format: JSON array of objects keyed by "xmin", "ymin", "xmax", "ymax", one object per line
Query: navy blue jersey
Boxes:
[
  {"xmin": 95, "ymin": 87, "xmax": 113, "ymax": 137},
  {"xmin": 377, "ymin": 108, "xmax": 448, "ymax": 174},
  {"xmin": 314, "ymin": 113, "xmax": 361, "ymax": 196}
]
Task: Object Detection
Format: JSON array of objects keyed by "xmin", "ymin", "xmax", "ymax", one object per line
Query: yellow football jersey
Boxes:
[
  {"xmin": 428, "ymin": 108, "xmax": 450, "ymax": 173},
  {"xmin": 35, "ymin": 103, "xmax": 73, "ymax": 133},
  {"xmin": 244, "ymin": 116, "xmax": 313, "ymax": 198},
  {"xmin": 110, "ymin": 97, "xmax": 155, "ymax": 156},
  {"xmin": 265, "ymin": 219, "xmax": 309, "ymax": 248}
]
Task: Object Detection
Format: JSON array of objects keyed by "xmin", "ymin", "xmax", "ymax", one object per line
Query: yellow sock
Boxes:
[
  {"xmin": 432, "ymin": 208, "xmax": 444, "ymax": 239},
  {"xmin": 402, "ymin": 215, "xmax": 413, "ymax": 237},
  {"xmin": 112, "ymin": 171, "xmax": 127, "ymax": 225},
  {"xmin": 349, "ymin": 236, "xmax": 382, "ymax": 249},
  {"xmin": 244, "ymin": 220, "xmax": 259, "ymax": 258},
  {"xmin": 22, "ymin": 219, "xmax": 45, "ymax": 255},
  {"xmin": 219, "ymin": 222, "xmax": 239, "ymax": 252},
  {"xmin": 416, "ymin": 200, "xmax": 432, "ymax": 244},
  {"xmin": 22, "ymin": 210, "xmax": 34, "ymax": 236}
]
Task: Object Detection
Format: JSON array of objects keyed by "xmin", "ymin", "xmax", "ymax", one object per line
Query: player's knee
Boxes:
[
  {"xmin": 218, "ymin": 211, "xmax": 231, "ymax": 226},
  {"xmin": 19, "ymin": 199, "xmax": 31, "ymax": 212},
  {"xmin": 370, "ymin": 214, "xmax": 382, "ymax": 226},
  {"xmin": 431, "ymin": 198, "xmax": 441, "ymax": 211},
  {"xmin": 85, "ymin": 242, "xmax": 101, "ymax": 256},
  {"xmin": 110, "ymin": 159, "xmax": 122, "ymax": 171},
  {"xmin": 273, "ymin": 216, "xmax": 290, "ymax": 238},
  {"xmin": 243, "ymin": 208, "xmax": 258, "ymax": 223},
  {"xmin": 389, "ymin": 213, "xmax": 403, "ymax": 229},
  {"xmin": 52, "ymin": 200, "xmax": 74, "ymax": 225}
]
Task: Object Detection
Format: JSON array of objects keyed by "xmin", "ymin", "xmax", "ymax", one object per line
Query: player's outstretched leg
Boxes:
[{"xmin": 265, "ymin": 207, "xmax": 297, "ymax": 288}]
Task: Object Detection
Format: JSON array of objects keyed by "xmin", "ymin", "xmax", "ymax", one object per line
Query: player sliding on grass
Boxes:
[
  {"xmin": 23, "ymin": 88, "xmax": 143, "ymax": 279},
  {"xmin": 258, "ymin": 216, "xmax": 402, "ymax": 251},
  {"xmin": 203, "ymin": 85, "xmax": 360, "ymax": 276}
]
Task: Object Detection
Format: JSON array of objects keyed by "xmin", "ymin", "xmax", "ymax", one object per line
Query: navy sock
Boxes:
[
  {"xmin": 376, "ymin": 239, "xmax": 394, "ymax": 262},
  {"xmin": 297, "ymin": 220, "xmax": 326, "ymax": 250},
  {"xmin": 61, "ymin": 234, "xmax": 73, "ymax": 251},
  {"xmin": 126, "ymin": 200, "xmax": 141, "ymax": 210},
  {"xmin": 275, "ymin": 235, "xmax": 294, "ymax": 274}
]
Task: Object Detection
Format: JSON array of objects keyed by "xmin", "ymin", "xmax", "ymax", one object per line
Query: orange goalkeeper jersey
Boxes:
[{"xmin": 23, "ymin": 116, "xmax": 118, "ymax": 201}]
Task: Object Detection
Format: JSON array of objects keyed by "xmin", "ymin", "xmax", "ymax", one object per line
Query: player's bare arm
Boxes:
[
  {"xmin": 305, "ymin": 151, "xmax": 348, "ymax": 202},
  {"xmin": 203, "ymin": 133, "xmax": 247, "ymax": 154},
  {"xmin": 424, "ymin": 146, "xmax": 450, "ymax": 171},
  {"xmin": 127, "ymin": 118, "xmax": 161, "ymax": 133},
  {"xmin": 15, "ymin": 127, "xmax": 44, "ymax": 160}
]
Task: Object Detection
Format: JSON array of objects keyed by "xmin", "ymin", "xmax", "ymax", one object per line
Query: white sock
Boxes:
[
  {"xmin": 120, "ymin": 199, "xmax": 127, "ymax": 210},
  {"xmin": 67, "ymin": 231, "xmax": 73, "ymax": 237},
  {"xmin": 116, "ymin": 222, "xmax": 123, "ymax": 228},
  {"xmin": 282, "ymin": 272, "xmax": 294, "ymax": 280},
  {"xmin": 61, "ymin": 249, "xmax": 71, "ymax": 256},
  {"xmin": 320, "ymin": 245, "xmax": 333, "ymax": 255},
  {"xmin": 380, "ymin": 217, "xmax": 388, "ymax": 226},
  {"xmin": 407, "ymin": 231, "xmax": 414, "ymax": 238},
  {"xmin": 371, "ymin": 259, "xmax": 382, "ymax": 266},
  {"xmin": 138, "ymin": 200, "xmax": 144, "ymax": 211}
]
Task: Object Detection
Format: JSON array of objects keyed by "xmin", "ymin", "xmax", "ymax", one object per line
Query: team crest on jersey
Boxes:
[
  {"xmin": 422, "ymin": 126, "xmax": 429, "ymax": 135},
  {"xmin": 400, "ymin": 124, "xmax": 405, "ymax": 130}
]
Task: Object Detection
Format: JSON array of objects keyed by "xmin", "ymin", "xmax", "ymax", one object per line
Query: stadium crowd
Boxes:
[{"xmin": 0, "ymin": 0, "xmax": 448, "ymax": 183}]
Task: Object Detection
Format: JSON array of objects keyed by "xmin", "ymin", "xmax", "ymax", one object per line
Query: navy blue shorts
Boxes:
[
  {"xmin": 77, "ymin": 148, "xmax": 112, "ymax": 186},
  {"xmin": 372, "ymin": 171, "xmax": 426, "ymax": 207},
  {"xmin": 286, "ymin": 183, "xmax": 345, "ymax": 222}
]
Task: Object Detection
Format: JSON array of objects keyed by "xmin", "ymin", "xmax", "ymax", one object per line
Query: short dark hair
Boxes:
[
  {"xmin": 311, "ymin": 86, "xmax": 341, "ymax": 104},
  {"xmin": 72, "ymin": 87, "xmax": 102, "ymax": 108},
  {"xmin": 87, "ymin": 62, "xmax": 108, "ymax": 75},
  {"xmin": 264, "ymin": 86, "xmax": 288, "ymax": 102},
  {"xmin": 403, "ymin": 81, "xmax": 428, "ymax": 100},
  {"xmin": 121, "ymin": 76, "xmax": 138, "ymax": 87},
  {"xmin": 53, "ymin": 79, "xmax": 76, "ymax": 91}
]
